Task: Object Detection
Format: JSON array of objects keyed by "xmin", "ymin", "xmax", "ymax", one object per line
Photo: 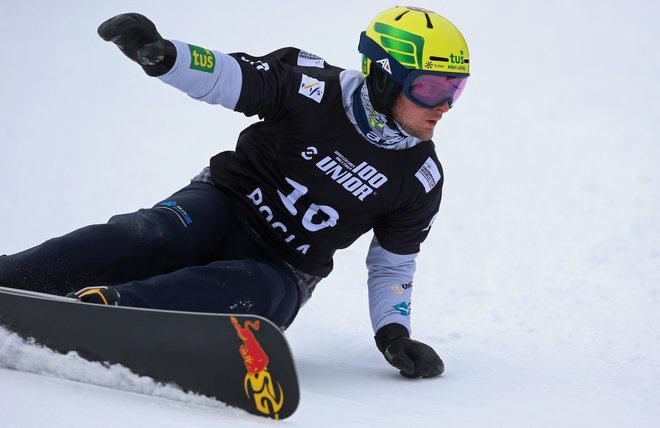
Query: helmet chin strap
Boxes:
[{"xmin": 365, "ymin": 65, "xmax": 402, "ymax": 120}]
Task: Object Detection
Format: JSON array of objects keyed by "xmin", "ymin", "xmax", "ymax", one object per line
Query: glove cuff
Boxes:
[
  {"xmin": 374, "ymin": 323, "xmax": 410, "ymax": 353},
  {"xmin": 141, "ymin": 40, "xmax": 177, "ymax": 77}
]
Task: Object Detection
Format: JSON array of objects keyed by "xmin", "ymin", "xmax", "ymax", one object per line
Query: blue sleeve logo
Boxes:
[{"xmin": 393, "ymin": 301, "xmax": 411, "ymax": 316}]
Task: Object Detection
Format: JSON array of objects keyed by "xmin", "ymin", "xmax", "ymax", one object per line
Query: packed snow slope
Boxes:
[{"xmin": 1, "ymin": 1, "xmax": 659, "ymax": 427}]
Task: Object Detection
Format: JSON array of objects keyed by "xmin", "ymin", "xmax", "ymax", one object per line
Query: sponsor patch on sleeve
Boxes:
[
  {"xmin": 298, "ymin": 74, "xmax": 325, "ymax": 103},
  {"xmin": 188, "ymin": 44, "xmax": 215, "ymax": 73},
  {"xmin": 415, "ymin": 157, "xmax": 442, "ymax": 193},
  {"xmin": 393, "ymin": 301, "xmax": 411, "ymax": 316},
  {"xmin": 297, "ymin": 50, "xmax": 325, "ymax": 68}
]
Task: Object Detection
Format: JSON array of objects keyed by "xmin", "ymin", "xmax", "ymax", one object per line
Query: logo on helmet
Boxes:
[
  {"xmin": 376, "ymin": 58, "xmax": 392, "ymax": 74},
  {"xmin": 447, "ymin": 50, "xmax": 469, "ymax": 72},
  {"xmin": 373, "ymin": 22, "xmax": 425, "ymax": 69},
  {"xmin": 450, "ymin": 51, "xmax": 467, "ymax": 65}
]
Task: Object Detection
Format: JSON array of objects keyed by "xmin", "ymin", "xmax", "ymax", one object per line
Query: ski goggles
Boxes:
[
  {"xmin": 358, "ymin": 32, "xmax": 469, "ymax": 109},
  {"xmin": 402, "ymin": 71, "xmax": 468, "ymax": 109}
]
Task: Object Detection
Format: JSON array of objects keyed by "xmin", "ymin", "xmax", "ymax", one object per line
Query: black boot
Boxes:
[{"xmin": 67, "ymin": 286, "xmax": 121, "ymax": 306}]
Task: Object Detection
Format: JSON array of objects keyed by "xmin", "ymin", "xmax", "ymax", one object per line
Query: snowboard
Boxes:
[{"xmin": 0, "ymin": 286, "xmax": 299, "ymax": 420}]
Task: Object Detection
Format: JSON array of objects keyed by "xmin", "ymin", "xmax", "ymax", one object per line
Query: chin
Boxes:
[
  {"xmin": 400, "ymin": 122, "xmax": 434, "ymax": 140},
  {"xmin": 415, "ymin": 130, "xmax": 434, "ymax": 140}
]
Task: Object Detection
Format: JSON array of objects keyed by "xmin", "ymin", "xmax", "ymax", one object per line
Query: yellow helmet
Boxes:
[
  {"xmin": 360, "ymin": 6, "xmax": 469, "ymax": 76},
  {"xmin": 358, "ymin": 6, "xmax": 470, "ymax": 111}
]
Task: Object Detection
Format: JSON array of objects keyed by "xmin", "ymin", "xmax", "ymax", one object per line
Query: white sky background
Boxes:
[{"xmin": 1, "ymin": 1, "xmax": 659, "ymax": 427}]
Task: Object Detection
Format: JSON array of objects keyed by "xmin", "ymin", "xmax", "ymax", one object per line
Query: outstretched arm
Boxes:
[
  {"xmin": 98, "ymin": 13, "xmax": 242, "ymax": 110},
  {"xmin": 367, "ymin": 236, "xmax": 444, "ymax": 378}
]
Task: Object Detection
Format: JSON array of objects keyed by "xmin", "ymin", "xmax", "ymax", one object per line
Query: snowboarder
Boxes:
[{"xmin": 0, "ymin": 6, "xmax": 470, "ymax": 379}]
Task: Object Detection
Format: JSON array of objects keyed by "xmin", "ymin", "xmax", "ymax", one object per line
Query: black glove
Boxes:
[
  {"xmin": 98, "ymin": 13, "xmax": 176, "ymax": 76},
  {"xmin": 375, "ymin": 323, "xmax": 444, "ymax": 378}
]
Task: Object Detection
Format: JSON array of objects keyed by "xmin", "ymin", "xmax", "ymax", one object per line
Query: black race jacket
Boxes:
[{"xmin": 160, "ymin": 42, "xmax": 443, "ymax": 279}]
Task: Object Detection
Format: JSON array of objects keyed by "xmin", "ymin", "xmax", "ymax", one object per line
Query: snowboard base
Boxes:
[{"xmin": 0, "ymin": 286, "xmax": 299, "ymax": 419}]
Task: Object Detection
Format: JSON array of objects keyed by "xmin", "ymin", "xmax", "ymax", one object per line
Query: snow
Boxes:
[{"xmin": 1, "ymin": 0, "xmax": 659, "ymax": 426}]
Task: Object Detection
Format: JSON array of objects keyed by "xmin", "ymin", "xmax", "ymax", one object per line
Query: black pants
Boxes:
[{"xmin": 0, "ymin": 183, "xmax": 300, "ymax": 328}]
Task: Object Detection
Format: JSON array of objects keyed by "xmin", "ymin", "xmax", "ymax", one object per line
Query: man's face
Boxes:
[{"xmin": 391, "ymin": 93, "xmax": 450, "ymax": 141}]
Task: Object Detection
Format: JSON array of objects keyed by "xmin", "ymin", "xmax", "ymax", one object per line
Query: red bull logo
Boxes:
[{"xmin": 231, "ymin": 316, "xmax": 284, "ymax": 418}]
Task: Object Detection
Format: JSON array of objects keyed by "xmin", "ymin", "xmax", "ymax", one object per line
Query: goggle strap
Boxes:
[{"xmin": 358, "ymin": 32, "xmax": 410, "ymax": 85}]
